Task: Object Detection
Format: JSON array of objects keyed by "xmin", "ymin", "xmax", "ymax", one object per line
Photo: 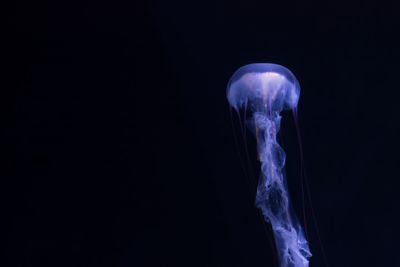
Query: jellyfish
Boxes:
[{"xmin": 227, "ymin": 63, "xmax": 312, "ymax": 267}]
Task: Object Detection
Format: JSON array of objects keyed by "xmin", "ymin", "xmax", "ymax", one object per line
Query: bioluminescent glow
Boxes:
[{"xmin": 227, "ymin": 63, "xmax": 311, "ymax": 267}]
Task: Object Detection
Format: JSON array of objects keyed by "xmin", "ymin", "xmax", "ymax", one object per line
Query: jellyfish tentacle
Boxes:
[{"xmin": 254, "ymin": 111, "xmax": 310, "ymax": 267}]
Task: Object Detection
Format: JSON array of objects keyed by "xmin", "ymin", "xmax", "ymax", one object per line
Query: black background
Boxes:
[{"xmin": 4, "ymin": 0, "xmax": 400, "ymax": 266}]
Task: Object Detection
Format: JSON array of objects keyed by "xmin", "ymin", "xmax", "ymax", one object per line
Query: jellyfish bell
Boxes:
[
  {"xmin": 226, "ymin": 63, "xmax": 300, "ymax": 114},
  {"xmin": 226, "ymin": 63, "xmax": 301, "ymax": 160}
]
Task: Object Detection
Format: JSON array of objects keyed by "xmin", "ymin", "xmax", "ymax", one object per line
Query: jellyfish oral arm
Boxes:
[{"xmin": 253, "ymin": 112, "xmax": 311, "ymax": 267}]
